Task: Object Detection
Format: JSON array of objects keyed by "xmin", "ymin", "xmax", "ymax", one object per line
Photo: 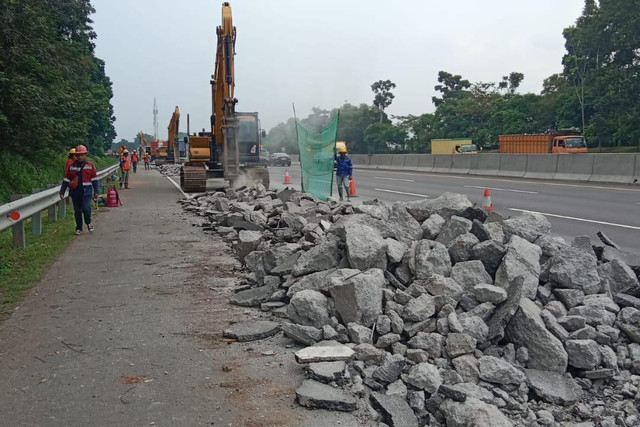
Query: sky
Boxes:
[{"xmin": 91, "ymin": 0, "xmax": 586, "ymax": 141}]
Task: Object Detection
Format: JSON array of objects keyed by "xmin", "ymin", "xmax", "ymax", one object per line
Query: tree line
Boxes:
[
  {"xmin": 263, "ymin": 1, "xmax": 640, "ymax": 154},
  {"xmin": 0, "ymin": 0, "xmax": 116, "ymax": 160}
]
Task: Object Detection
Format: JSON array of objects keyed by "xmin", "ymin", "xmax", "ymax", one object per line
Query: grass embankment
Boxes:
[
  {"xmin": 0, "ymin": 210, "xmax": 76, "ymax": 317},
  {"xmin": 0, "ymin": 153, "xmax": 117, "ymax": 318},
  {"xmin": 0, "ymin": 152, "xmax": 117, "ymax": 204}
]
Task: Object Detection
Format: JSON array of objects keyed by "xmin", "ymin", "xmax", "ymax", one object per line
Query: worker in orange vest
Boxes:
[
  {"xmin": 143, "ymin": 152, "xmax": 150, "ymax": 170},
  {"xmin": 119, "ymin": 150, "xmax": 131, "ymax": 189},
  {"xmin": 60, "ymin": 145, "xmax": 99, "ymax": 235},
  {"xmin": 131, "ymin": 150, "xmax": 139, "ymax": 173}
]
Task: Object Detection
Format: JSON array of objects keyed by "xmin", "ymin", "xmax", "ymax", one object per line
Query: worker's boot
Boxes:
[{"xmin": 125, "ymin": 184, "xmax": 129, "ymax": 189}]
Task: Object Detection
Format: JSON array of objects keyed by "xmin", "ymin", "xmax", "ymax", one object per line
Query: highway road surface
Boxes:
[{"xmin": 267, "ymin": 165, "xmax": 640, "ymax": 254}]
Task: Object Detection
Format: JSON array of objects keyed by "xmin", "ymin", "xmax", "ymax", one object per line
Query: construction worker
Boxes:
[
  {"xmin": 59, "ymin": 145, "xmax": 99, "ymax": 235},
  {"xmin": 65, "ymin": 148, "xmax": 76, "ymax": 174},
  {"xmin": 119, "ymin": 150, "xmax": 131, "ymax": 189},
  {"xmin": 143, "ymin": 151, "xmax": 150, "ymax": 170},
  {"xmin": 131, "ymin": 150, "xmax": 139, "ymax": 173},
  {"xmin": 335, "ymin": 145, "xmax": 353, "ymax": 201}
]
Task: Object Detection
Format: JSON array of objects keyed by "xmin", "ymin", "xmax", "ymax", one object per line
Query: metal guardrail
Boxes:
[{"xmin": 0, "ymin": 163, "xmax": 120, "ymax": 248}]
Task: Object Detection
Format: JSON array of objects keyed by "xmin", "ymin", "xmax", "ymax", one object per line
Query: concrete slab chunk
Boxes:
[
  {"xmin": 222, "ymin": 320, "xmax": 280, "ymax": 342},
  {"xmin": 370, "ymin": 392, "xmax": 419, "ymax": 427},
  {"xmin": 295, "ymin": 340, "xmax": 355, "ymax": 363},
  {"xmin": 296, "ymin": 380, "xmax": 357, "ymax": 412},
  {"xmin": 525, "ymin": 369, "xmax": 582, "ymax": 406}
]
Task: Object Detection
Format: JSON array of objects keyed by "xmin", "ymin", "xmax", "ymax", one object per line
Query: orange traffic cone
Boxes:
[
  {"xmin": 483, "ymin": 187, "xmax": 493, "ymax": 212},
  {"xmin": 283, "ymin": 168, "xmax": 291, "ymax": 184},
  {"xmin": 349, "ymin": 176, "xmax": 358, "ymax": 198}
]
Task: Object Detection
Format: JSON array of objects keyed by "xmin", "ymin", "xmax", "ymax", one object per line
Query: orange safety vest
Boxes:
[{"xmin": 122, "ymin": 156, "xmax": 131, "ymax": 171}]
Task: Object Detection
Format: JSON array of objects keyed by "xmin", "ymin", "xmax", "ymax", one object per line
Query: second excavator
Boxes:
[
  {"xmin": 155, "ymin": 106, "xmax": 180, "ymax": 166},
  {"xmin": 181, "ymin": 2, "xmax": 268, "ymax": 192}
]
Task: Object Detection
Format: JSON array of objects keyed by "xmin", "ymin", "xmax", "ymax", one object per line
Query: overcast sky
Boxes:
[{"xmin": 92, "ymin": 0, "xmax": 586, "ymax": 141}]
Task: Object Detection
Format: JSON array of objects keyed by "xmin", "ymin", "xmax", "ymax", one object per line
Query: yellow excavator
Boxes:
[
  {"xmin": 156, "ymin": 106, "xmax": 180, "ymax": 166},
  {"xmin": 180, "ymin": 2, "xmax": 268, "ymax": 192}
]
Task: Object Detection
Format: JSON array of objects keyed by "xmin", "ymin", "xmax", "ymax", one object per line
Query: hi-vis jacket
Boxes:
[{"xmin": 60, "ymin": 161, "xmax": 99, "ymax": 197}]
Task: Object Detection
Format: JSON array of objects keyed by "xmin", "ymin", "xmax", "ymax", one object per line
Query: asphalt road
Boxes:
[
  {"xmin": 269, "ymin": 165, "xmax": 640, "ymax": 254},
  {"xmin": 0, "ymin": 170, "xmax": 365, "ymax": 426}
]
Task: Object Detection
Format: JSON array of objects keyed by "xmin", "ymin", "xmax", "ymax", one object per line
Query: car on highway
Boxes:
[
  {"xmin": 269, "ymin": 152, "xmax": 291, "ymax": 166},
  {"xmin": 258, "ymin": 149, "xmax": 270, "ymax": 166}
]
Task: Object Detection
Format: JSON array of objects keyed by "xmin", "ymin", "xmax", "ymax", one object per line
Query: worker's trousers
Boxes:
[
  {"xmin": 120, "ymin": 169, "xmax": 129, "ymax": 188},
  {"xmin": 71, "ymin": 195, "xmax": 92, "ymax": 231},
  {"xmin": 336, "ymin": 175, "xmax": 350, "ymax": 201},
  {"xmin": 132, "ymin": 162, "xmax": 138, "ymax": 173}
]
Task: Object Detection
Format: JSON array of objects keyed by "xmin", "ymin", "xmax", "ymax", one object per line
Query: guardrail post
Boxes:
[
  {"xmin": 31, "ymin": 188, "xmax": 43, "ymax": 235},
  {"xmin": 58, "ymin": 198, "xmax": 67, "ymax": 217},
  {"xmin": 48, "ymin": 204, "xmax": 57, "ymax": 223},
  {"xmin": 9, "ymin": 194, "xmax": 26, "ymax": 248},
  {"xmin": 13, "ymin": 221, "xmax": 26, "ymax": 248}
]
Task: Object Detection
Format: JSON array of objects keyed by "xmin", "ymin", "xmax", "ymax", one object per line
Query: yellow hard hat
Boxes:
[
  {"xmin": 69, "ymin": 148, "xmax": 76, "ymax": 154},
  {"xmin": 338, "ymin": 146, "xmax": 347, "ymax": 153}
]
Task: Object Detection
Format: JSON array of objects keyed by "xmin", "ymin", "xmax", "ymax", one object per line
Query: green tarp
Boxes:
[{"xmin": 295, "ymin": 115, "xmax": 339, "ymax": 201}]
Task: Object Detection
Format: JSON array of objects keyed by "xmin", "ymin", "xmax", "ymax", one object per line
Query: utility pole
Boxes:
[{"xmin": 153, "ymin": 97, "xmax": 159, "ymax": 140}]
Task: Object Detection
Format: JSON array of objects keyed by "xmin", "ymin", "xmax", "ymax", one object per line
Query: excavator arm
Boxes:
[
  {"xmin": 138, "ymin": 132, "xmax": 150, "ymax": 154},
  {"xmin": 167, "ymin": 106, "xmax": 180, "ymax": 161},
  {"xmin": 212, "ymin": 2, "xmax": 239, "ymax": 178},
  {"xmin": 181, "ymin": 1, "xmax": 267, "ymax": 192}
]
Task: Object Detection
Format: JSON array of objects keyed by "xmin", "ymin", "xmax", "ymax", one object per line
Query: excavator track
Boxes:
[{"xmin": 180, "ymin": 164, "xmax": 207, "ymax": 193}]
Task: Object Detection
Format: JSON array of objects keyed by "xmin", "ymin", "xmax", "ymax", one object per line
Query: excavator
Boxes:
[
  {"xmin": 138, "ymin": 131, "xmax": 151, "ymax": 156},
  {"xmin": 156, "ymin": 106, "xmax": 180, "ymax": 165},
  {"xmin": 180, "ymin": 2, "xmax": 268, "ymax": 192}
]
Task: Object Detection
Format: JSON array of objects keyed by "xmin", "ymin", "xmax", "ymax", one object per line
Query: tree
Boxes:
[
  {"xmin": 560, "ymin": 0, "xmax": 640, "ymax": 147},
  {"xmin": 498, "ymin": 72, "xmax": 525, "ymax": 95},
  {"xmin": 0, "ymin": 0, "xmax": 116, "ymax": 158},
  {"xmin": 432, "ymin": 71, "xmax": 471, "ymax": 107},
  {"xmin": 371, "ymin": 80, "xmax": 396, "ymax": 123},
  {"xmin": 363, "ymin": 123, "xmax": 406, "ymax": 154}
]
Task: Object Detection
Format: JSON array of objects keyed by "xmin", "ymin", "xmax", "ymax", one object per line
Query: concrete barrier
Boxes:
[
  {"xmin": 391, "ymin": 154, "xmax": 406, "ymax": 168},
  {"xmin": 416, "ymin": 154, "xmax": 435, "ymax": 172},
  {"xmin": 554, "ymin": 154, "xmax": 595, "ymax": 181},
  {"xmin": 470, "ymin": 154, "xmax": 501, "ymax": 176},
  {"xmin": 449, "ymin": 155, "xmax": 472, "ymax": 175},
  {"xmin": 369, "ymin": 155, "xmax": 384, "ymax": 167},
  {"xmin": 289, "ymin": 154, "xmax": 300, "ymax": 163},
  {"xmin": 403, "ymin": 154, "xmax": 419, "ymax": 170},
  {"xmin": 590, "ymin": 153, "xmax": 636, "ymax": 184},
  {"xmin": 498, "ymin": 154, "xmax": 527, "ymax": 177},
  {"xmin": 350, "ymin": 154, "xmax": 369, "ymax": 167},
  {"xmin": 432, "ymin": 155, "xmax": 453, "ymax": 173},
  {"xmin": 523, "ymin": 154, "xmax": 557, "ymax": 180}
]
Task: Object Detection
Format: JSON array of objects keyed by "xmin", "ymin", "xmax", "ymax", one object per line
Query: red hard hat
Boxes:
[{"xmin": 75, "ymin": 144, "xmax": 88, "ymax": 154}]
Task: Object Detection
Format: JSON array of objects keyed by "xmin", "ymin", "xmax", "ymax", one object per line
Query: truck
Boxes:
[
  {"xmin": 499, "ymin": 130, "xmax": 587, "ymax": 154},
  {"xmin": 431, "ymin": 138, "xmax": 476, "ymax": 154}
]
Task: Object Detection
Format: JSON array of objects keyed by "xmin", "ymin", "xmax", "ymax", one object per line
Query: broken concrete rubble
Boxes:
[{"xmin": 178, "ymin": 186, "xmax": 640, "ymax": 425}]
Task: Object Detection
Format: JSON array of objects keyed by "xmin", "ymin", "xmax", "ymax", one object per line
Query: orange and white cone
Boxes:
[
  {"xmin": 283, "ymin": 168, "xmax": 291, "ymax": 184},
  {"xmin": 483, "ymin": 187, "xmax": 493, "ymax": 212},
  {"xmin": 349, "ymin": 176, "xmax": 358, "ymax": 198}
]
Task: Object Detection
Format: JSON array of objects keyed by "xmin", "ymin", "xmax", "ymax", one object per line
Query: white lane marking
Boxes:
[
  {"xmin": 508, "ymin": 208, "xmax": 640, "ymax": 231},
  {"xmin": 465, "ymin": 185, "xmax": 538, "ymax": 194},
  {"xmin": 374, "ymin": 176, "xmax": 416, "ymax": 182},
  {"xmin": 375, "ymin": 188, "xmax": 430, "ymax": 198},
  {"xmin": 166, "ymin": 176, "xmax": 191, "ymax": 199}
]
